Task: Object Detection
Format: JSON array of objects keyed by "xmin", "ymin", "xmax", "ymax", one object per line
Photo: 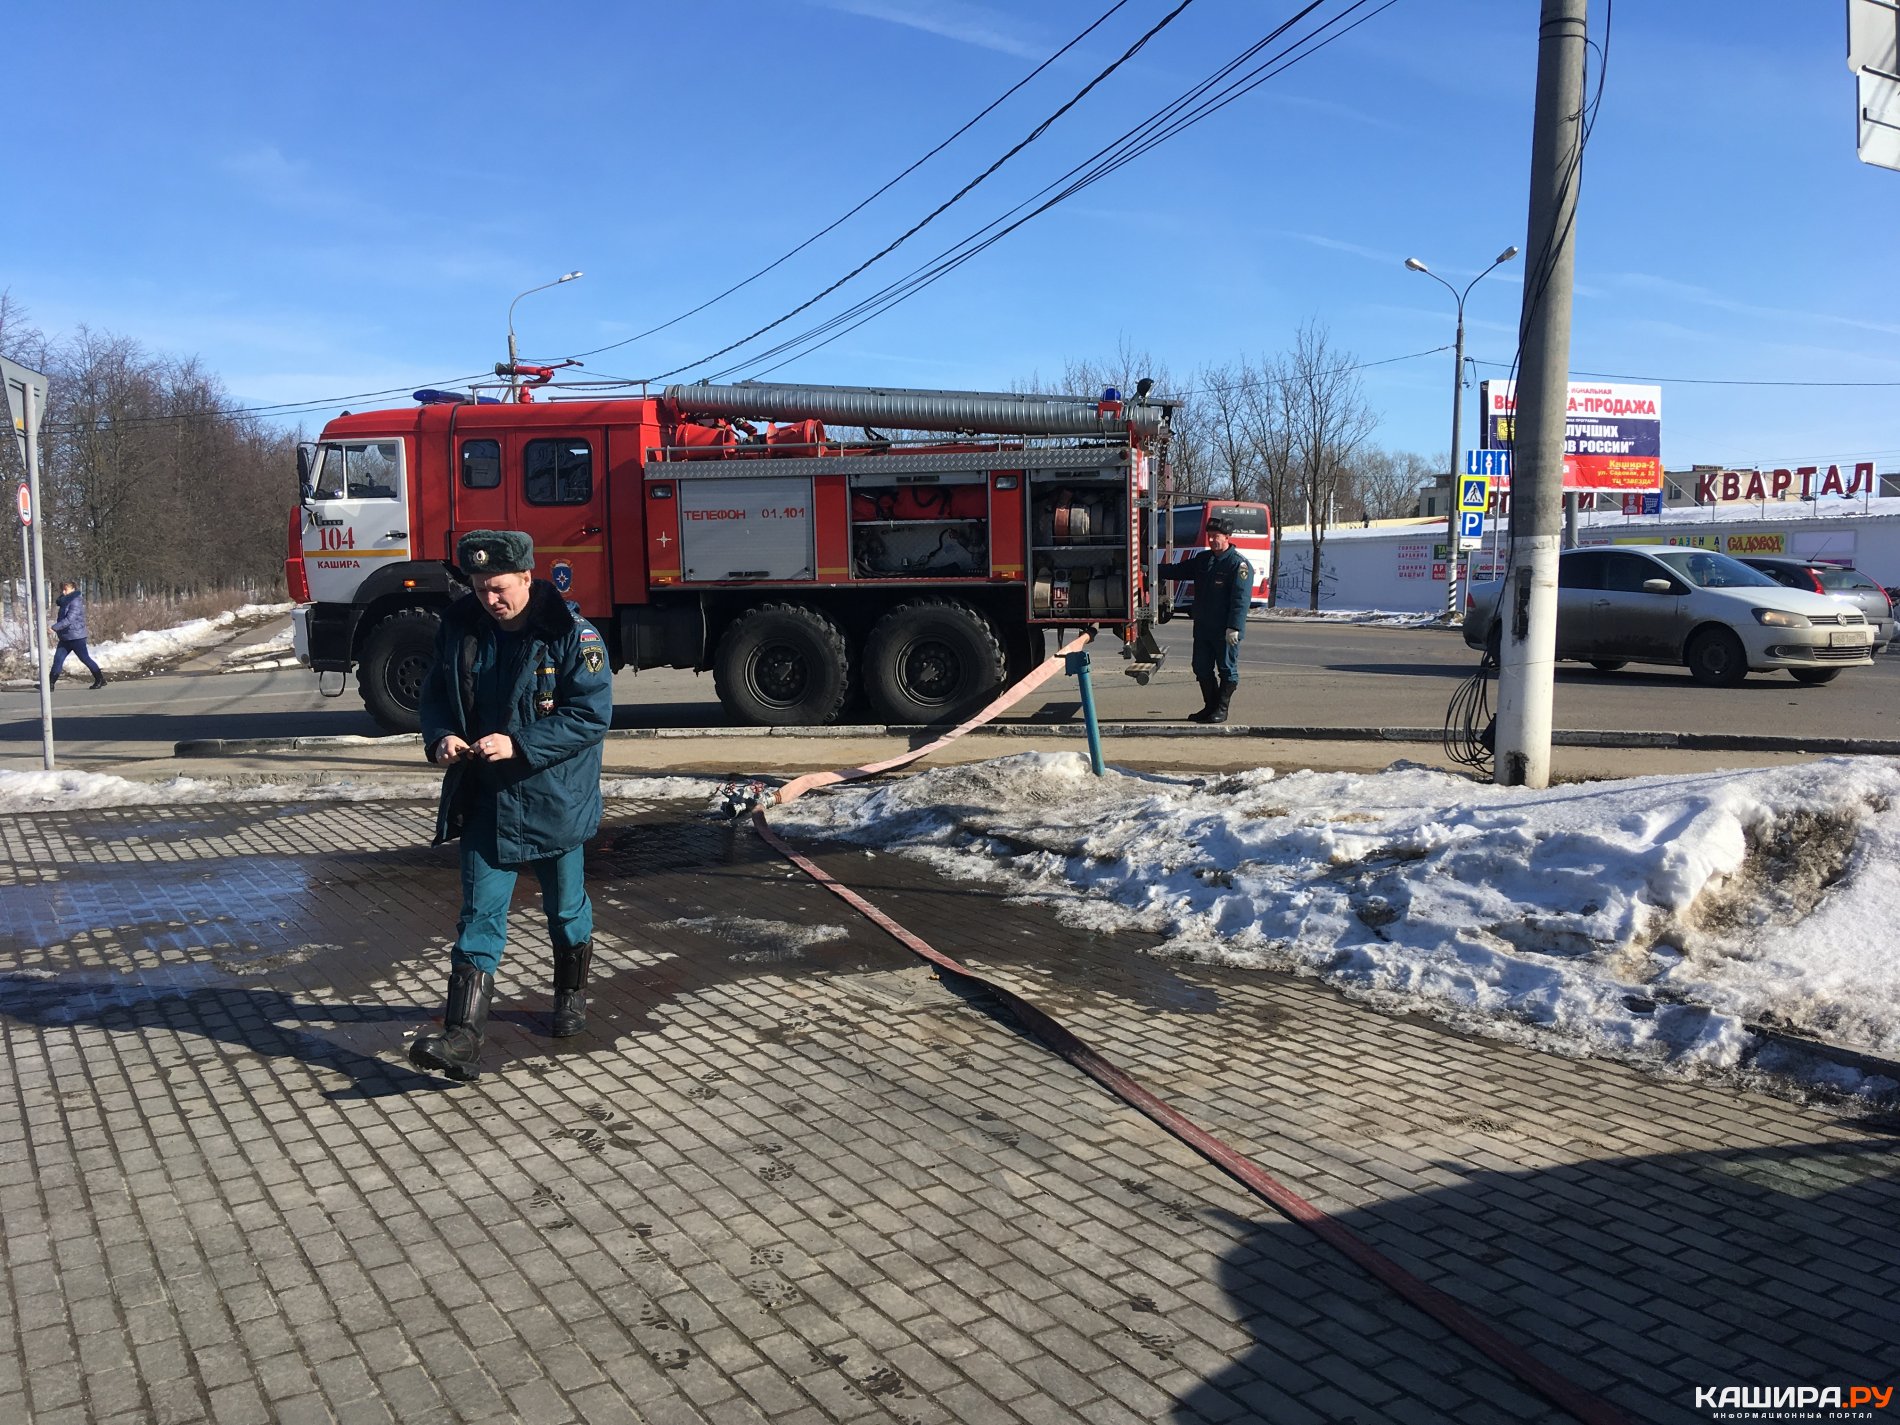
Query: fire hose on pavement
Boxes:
[{"xmin": 727, "ymin": 638, "xmax": 1630, "ymax": 1425}]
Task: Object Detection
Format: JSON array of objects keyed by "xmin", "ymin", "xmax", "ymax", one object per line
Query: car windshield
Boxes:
[{"xmin": 1651, "ymin": 549, "xmax": 1777, "ymax": 589}]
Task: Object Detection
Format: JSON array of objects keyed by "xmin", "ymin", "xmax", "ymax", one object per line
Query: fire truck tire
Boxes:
[
  {"xmin": 864, "ymin": 600, "xmax": 1006, "ymax": 726},
  {"xmin": 358, "ymin": 608, "xmax": 439, "ymax": 733},
  {"xmin": 714, "ymin": 603, "xmax": 851, "ymax": 726}
]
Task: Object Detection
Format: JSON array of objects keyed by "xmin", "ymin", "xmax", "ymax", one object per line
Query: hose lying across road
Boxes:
[{"xmin": 741, "ymin": 640, "xmax": 1630, "ymax": 1425}]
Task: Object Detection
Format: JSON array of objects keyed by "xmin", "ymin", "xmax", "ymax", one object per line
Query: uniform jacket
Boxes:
[
  {"xmin": 419, "ymin": 580, "xmax": 614, "ymax": 861},
  {"xmin": 52, "ymin": 589, "xmax": 89, "ymax": 643},
  {"xmin": 1159, "ymin": 546, "xmax": 1252, "ymax": 636}
]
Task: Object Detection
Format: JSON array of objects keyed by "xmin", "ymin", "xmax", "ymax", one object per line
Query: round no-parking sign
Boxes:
[{"xmin": 14, "ymin": 482, "xmax": 28, "ymax": 527}]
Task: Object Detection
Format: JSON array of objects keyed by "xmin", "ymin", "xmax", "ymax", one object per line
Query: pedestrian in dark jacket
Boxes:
[
  {"xmin": 49, "ymin": 581, "xmax": 106, "ymax": 690},
  {"xmin": 408, "ymin": 530, "xmax": 614, "ymax": 1082},
  {"xmin": 1158, "ymin": 516, "xmax": 1252, "ymax": 723}
]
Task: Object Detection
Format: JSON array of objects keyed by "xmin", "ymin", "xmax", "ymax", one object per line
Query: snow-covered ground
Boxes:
[
  {"xmin": 1247, "ymin": 606, "xmax": 1443, "ymax": 628},
  {"xmin": 0, "ymin": 768, "xmax": 727, "ymax": 812},
  {"xmin": 0, "ymin": 602, "xmax": 294, "ymax": 682},
  {"xmin": 769, "ymin": 751, "xmax": 1900, "ymax": 1099}
]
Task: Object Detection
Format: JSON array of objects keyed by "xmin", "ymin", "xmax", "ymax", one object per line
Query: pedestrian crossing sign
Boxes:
[{"xmin": 1459, "ymin": 476, "xmax": 1490, "ymax": 513}]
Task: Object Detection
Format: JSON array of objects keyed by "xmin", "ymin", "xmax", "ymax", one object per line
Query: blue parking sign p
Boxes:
[{"xmin": 1459, "ymin": 510, "xmax": 1485, "ymax": 540}]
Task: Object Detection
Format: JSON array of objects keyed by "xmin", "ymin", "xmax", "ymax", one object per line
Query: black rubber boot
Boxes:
[
  {"xmin": 409, "ymin": 965, "xmax": 494, "ymax": 1081},
  {"xmin": 1208, "ymin": 680, "xmax": 1236, "ymax": 725},
  {"xmin": 551, "ymin": 942, "xmax": 593, "ymax": 1038},
  {"xmin": 1186, "ymin": 673, "xmax": 1221, "ymax": 723},
  {"xmin": 89, "ymin": 676, "xmax": 106, "ymax": 690}
]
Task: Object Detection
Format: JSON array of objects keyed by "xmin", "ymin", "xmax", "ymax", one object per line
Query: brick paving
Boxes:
[{"xmin": 0, "ymin": 791, "xmax": 1896, "ymax": 1425}]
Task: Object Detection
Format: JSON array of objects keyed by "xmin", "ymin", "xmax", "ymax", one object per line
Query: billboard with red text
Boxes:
[{"xmin": 1479, "ymin": 380, "xmax": 1663, "ymax": 492}]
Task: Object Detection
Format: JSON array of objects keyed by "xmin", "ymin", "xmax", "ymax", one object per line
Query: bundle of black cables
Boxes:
[{"xmin": 1443, "ymin": 637, "xmax": 1497, "ymax": 773}]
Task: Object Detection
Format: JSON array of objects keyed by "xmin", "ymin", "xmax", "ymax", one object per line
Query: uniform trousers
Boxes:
[
  {"xmin": 1191, "ymin": 625, "xmax": 1242, "ymax": 685},
  {"xmin": 450, "ymin": 800, "xmax": 592, "ymax": 975}
]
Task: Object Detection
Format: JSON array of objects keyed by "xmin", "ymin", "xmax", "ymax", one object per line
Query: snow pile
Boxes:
[
  {"xmin": 86, "ymin": 602, "xmax": 294, "ymax": 676},
  {"xmin": 770, "ymin": 752, "xmax": 1900, "ymax": 1093},
  {"xmin": 1, "ymin": 601, "xmax": 294, "ymax": 681},
  {"xmin": 1248, "ymin": 607, "xmax": 1443, "ymax": 628},
  {"xmin": 0, "ymin": 769, "xmax": 726, "ymax": 812},
  {"xmin": 218, "ymin": 626, "xmax": 295, "ymax": 668}
]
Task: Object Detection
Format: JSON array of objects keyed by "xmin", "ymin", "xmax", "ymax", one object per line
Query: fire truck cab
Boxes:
[{"xmin": 289, "ymin": 381, "xmax": 1172, "ymax": 732}]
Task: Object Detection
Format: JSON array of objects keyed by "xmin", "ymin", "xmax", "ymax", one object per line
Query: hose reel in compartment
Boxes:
[
  {"xmin": 849, "ymin": 472, "xmax": 990, "ymax": 578},
  {"xmin": 1029, "ymin": 478, "xmax": 1129, "ymax": 621}
]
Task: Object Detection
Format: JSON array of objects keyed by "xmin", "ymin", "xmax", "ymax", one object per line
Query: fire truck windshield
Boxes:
[{"xmin": 310, "ymin": 442, "xmax": 402, "ymax": 501}]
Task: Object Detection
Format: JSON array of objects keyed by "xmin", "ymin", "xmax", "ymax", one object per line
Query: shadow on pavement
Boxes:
[
  {"xmin": 1175, "ymin": 1138, "xmax": 1900, "ymax": 1425},
  {"xmin": 0, "ymin": 973, "xmax": 448, "ymax": 1100}
]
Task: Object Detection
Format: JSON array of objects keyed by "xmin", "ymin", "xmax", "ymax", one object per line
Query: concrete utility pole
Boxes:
[{"xmin": 1494, "ymin": 0, "xmax": 1587, "ymax": 789}]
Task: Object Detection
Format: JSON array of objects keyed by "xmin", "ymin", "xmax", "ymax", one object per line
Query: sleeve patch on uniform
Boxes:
[
  {"xmin": 578, "ymin": 625, "xmax": 601, "ymax": 642},
  {"xmin": 582, "ymin": 647, "xmax": 605, "ymax": 674}
]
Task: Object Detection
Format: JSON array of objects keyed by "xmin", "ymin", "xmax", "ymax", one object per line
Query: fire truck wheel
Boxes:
[
  {"xmin": 714, "ymin": 603, "xmax": 851, "ymax": 726},
  {"xmin": 358, "ymin": 608, "xmax": 439, "ymax": 732},
  {"xmin": 864, "ymin": 600, "xmax": 1006, "ymax": 725}
]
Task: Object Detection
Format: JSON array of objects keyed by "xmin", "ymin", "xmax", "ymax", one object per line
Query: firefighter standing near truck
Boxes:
[
  {"xmin": 1159, "ymin": 515, "xmax": 1250, "ymax": 724},
  {"xmin": 409, "ymin": 530, "xmax": 613, "ymax": 1082}
]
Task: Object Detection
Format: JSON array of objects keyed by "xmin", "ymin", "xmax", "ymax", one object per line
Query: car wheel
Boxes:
[
  {"xmin": 1590, "ymin": 659, "xmax": 1628, "ymax": 673},
  {"xmin": 1789, "ymin": 667, "xmax": 1841, "ymax": 686},
  {"xmin": 1685, "ymin": 627, "xmax": 1748, "ymax": 687},
  {"xmin": 713, "ymin": 603, "xmax": 851, "ymax": 726},
  {"xmin": 358, "ymin": 607, "xmax": 439, "ymax": 733}
]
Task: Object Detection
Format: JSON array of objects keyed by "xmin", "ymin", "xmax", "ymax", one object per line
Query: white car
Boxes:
[{"xmin": 1463, "ymin": 544, "xmax": 1875, "ymax": 685}]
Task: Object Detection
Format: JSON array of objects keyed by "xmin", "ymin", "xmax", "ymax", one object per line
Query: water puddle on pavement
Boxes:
[{"xmin": 1, "ymin": 856, "xmax": 317, "ymax": 972}]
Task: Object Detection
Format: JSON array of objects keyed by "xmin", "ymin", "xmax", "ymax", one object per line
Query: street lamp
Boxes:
[
  {"xmin": 506, "ymin": 271, "xmax": 584, "ymax": 391},
  {"xmin": 1404, "ymin": 245, "xmax": 1519, "ymax": 621}
]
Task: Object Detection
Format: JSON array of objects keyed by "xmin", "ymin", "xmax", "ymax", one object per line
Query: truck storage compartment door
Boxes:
[{"xmin": 677, "ymin": 475, "xmax": 815, "ymax": 582}]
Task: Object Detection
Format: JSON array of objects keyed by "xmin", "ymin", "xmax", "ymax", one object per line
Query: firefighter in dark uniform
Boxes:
[
  {"xmin": 1159, "ymin": 515, "xmax": 1252, "ymax": 724},
  {"xmin": 409, "ymin": 530, "xmax": 614, "ymax": 1082}
]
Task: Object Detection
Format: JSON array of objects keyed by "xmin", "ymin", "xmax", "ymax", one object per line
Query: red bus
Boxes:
[{"xmin": 1163, "ymin": 500, "xmax": 1272, "ymax": 606}]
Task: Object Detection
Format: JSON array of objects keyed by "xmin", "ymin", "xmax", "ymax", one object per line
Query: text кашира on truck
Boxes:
[{"xmin": 286, "ymin": 379, "xmax": 1176, "ymax": 732}]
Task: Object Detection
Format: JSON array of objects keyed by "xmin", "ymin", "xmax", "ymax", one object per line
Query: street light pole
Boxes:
[
  {"xmin": 1404, "ymin": 247, "xmax": 1520, "ymax": 620},
  {"xmin": 505, "ymin": 271, "xmax": 583, "ymax": 399}
]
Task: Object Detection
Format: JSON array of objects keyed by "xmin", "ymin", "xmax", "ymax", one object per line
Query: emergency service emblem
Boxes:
[
  {"xmin": 582, "ymin": 647, "xmax": 604, "ymax": 674},
  {"xmin": 551, "ymin": 559, "xmax": 573, "ymax": 594},
  {"xmin": 470, "ymin": 548, "xmax": 489, "ymax": 567}
]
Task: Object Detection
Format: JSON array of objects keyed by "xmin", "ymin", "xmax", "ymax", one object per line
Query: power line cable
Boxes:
[
  {"xmin": 642, "ymin": 0, "xmax": 1203, "ymax": 384},
  {"xmin": 1470, "ymin": 359, "xmax": 1900, "ymax": 389},
  {"xmin": 552, "ymin": 1, "xmax": 1136, "ymax": 365},
  {"xmin": 41, "ymin": 373, "xmax": 499, "ymax": 435},
  {"xmin": 716, "ymin": 0, "xmax": 1384, "ymax": 382}
]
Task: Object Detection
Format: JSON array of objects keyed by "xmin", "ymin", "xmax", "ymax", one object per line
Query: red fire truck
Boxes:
[{"xmin": 288, "ymin": 380, "xmax": 1173, "ymax": 732}]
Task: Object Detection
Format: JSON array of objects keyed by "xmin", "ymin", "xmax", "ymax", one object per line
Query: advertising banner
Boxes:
[{"xmin": 1479, "ymin": 379, "xmax": 1663, "ymax": 492}]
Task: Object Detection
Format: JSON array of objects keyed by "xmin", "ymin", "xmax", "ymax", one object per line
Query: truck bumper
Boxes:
[{"xmin": 293, "ymin": 604, "xmax": 360, "ymax": 672}]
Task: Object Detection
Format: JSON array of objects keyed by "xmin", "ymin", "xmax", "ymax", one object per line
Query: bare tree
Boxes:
[
  {"xmin": 1286, "ymin": 322, "xmax": 1375, "ymax": 610},
  {"xmin": 1198, "ymin": 360, "xmax": 1258, "ymax": 501},
  {"xmin": 3, "ymin": 313, "xmax": 294, "ymax": 601},
  {"xmin": 1241, "ymin": 353, "xmax": 1297, "ymax": 607},
  {"xmin": 1348, "ymin": 446, "xmax": 1442, "ymax": 523}
]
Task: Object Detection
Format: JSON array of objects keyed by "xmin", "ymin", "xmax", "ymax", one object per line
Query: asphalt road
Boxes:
[{"xmin": 4, "ymin": 616, "xmax": 1897, "ymax": 771}]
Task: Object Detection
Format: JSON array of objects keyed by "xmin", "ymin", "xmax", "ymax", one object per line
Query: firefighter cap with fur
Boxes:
[
  {"xmin": 1204, "ymin": 515, "xmax": 1234, "ymax": 536},
  {"xmin": 456, "ymin": 529, "xmax": 535, "ymax": 577}
]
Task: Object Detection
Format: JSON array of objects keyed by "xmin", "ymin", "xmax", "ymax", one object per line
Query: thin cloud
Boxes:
[
  {"xmin": 1611, "ymin": 271, "xmax": 1900, "ymax": 339},
  {"xmin": 811, "ymin": 0, "xmax": 1044, "ymax": 58}
]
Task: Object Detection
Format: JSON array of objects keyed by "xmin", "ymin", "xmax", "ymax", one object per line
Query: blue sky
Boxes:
[{"xmin": 10, "ymin": 1, "xmax": 1897, "ymax": 471}]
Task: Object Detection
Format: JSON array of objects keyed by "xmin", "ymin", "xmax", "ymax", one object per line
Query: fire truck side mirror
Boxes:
[{"xmin": 296, "ymin": 442, "xmax": 316, "ymax": 502}]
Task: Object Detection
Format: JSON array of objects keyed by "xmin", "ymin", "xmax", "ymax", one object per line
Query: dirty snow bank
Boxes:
[
  {"xmin": 769, "ymin": 752, "xmax": 1900, "ymax": 1095},
  {"xmin": 0, "ymin": 769, "xmax": 725, "ymax": 812}
]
